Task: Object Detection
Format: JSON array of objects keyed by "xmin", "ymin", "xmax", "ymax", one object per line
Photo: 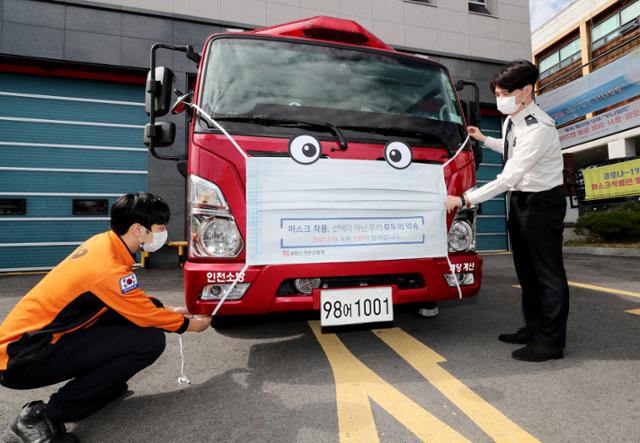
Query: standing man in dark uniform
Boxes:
[{"xmin": 445, "ymin": 60, "xmax": 570, "ymax": 362}]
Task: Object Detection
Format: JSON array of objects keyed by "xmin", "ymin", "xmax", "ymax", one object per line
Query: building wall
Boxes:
[
  {"xmin": 532, "ymin": 0, "xmax": 615, "ymax": 52},
  {"xmin": 532, "ymin": 0, "xmax": 640, "ymax": 216},
  {"xmin": 84, "ymin": 0, "xmax": 532, "ymax": 62},
  {"xmin": 0, "ymin": 0, "xmax": 532, "ymax": 268}
]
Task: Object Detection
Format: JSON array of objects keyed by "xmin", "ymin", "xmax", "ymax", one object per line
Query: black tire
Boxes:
[{"xmin": 210, "ymin": 316, "xmax": 235, "ymax": 330}]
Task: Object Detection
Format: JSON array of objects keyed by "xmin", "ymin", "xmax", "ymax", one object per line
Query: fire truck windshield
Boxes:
[{"xmin": 199, "ymin": 37, "xmax": 465, "ymax": 145}]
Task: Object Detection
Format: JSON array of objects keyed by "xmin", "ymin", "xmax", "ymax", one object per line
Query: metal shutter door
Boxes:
[
  {"xmin": 0, "ymin": 72, "xmax": 148, "ymax": 271},
  {"xmin": 475, "ymin": 115, "xmax": 509, "ymax": 252}
]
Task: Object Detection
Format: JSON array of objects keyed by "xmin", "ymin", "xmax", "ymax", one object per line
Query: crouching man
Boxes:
[{"xmin": 0, "ymin": 193, "xmax": 211, "ymax": 442}]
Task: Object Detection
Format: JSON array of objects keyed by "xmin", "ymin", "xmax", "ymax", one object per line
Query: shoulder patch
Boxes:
[
  {"xmin": 71, "ymin": 248, "xmax": 88, "ymax": 259},
  {"xmin": 524, "ymin": 115, "xmax": 538, "ymax": 126},
  {"xmin": 119, "ymin": 274, "xmax": 139, "ymax": 294}
]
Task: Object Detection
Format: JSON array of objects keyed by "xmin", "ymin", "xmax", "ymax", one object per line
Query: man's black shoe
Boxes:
[
  {"xmin": 3, "ymin": 401, "xmax": 79, "ymax": 443},
  {"xmin": 512, "ymin": 344, "xmax": 563, "ymax": 362},
  {"xmin": 498, "ymin": 328, "xmax": 531, "ymax": 344}
]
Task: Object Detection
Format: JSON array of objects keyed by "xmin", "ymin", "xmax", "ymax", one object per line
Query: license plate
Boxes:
[{"xmin": 320, "ymin": 287, "xmax": 393, "ymax": 327}]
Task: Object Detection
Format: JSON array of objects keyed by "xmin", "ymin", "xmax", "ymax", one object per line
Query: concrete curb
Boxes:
[{"xmin": 564, "ymin": 247, "xmax": 640, "ymax": 258}]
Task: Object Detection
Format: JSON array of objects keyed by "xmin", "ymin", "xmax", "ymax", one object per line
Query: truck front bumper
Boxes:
[{"xmin": 184, "ymin": 254, "xmax": 483, "ymax": 316}]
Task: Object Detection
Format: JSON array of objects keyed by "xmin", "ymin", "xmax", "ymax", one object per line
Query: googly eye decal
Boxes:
[
  {"xmin": 384, "ymin": 141, "xmax": 412, "ymax": 169},
  {"xmin": 289, "ymin": 135, "xmax": 322, "ymax": 165}
]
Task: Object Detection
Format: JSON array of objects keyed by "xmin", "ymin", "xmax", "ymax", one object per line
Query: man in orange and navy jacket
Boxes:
[{"xmin": 0, "ymin": 193, "xmax": 211, "ymax": 443}]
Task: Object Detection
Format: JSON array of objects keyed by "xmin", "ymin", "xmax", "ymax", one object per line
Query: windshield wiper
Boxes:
[
  {"xmin": 337, "ymin": 124, "xmax": 435, "ymax": 140},
  {"xmin": 202, "ymin": 114, "xmax": 348, "ymax": 151},
  {"xmin": 337, "ymin": 124, "xmax": 454, "ymax": 155}
]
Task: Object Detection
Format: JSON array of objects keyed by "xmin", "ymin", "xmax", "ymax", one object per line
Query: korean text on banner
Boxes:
[
  {"xmin": 245, "ymin": 157, "xmax": 448, "ymax": 266},
  {"xmin": 559, "ymin": 99, "xmax": 640, "ymax": 149},
  {"xmin": 537, "ymin": 48, "xmax": 640, "ymax": 126},
  {"xmin": 583, "ymin": 158, "xmax": 640, "ymax": 201}
]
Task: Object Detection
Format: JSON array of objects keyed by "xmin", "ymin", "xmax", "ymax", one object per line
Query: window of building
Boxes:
[
  {"xmin": 621, "ymin": 1, "xmax": 640, "ymax": 24},
  {"xmin": 591, "ymin": 0, "xmax": 640, "ymax": 50},
  {"xmin": 405, "ymin": 0, "xmax": 436, "ymax": 6},
  {"xmin": 469, "ymin": 0, "xmax": 491, "ymax": 15},
  {"xmin": 539, "ymin": 37, "xmax": 582, "ymax": 79}
]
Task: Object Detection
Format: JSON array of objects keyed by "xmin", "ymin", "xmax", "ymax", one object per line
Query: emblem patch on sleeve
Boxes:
[{"xmin": 119, "ymin": 274, "xmax": 139, "ymax": 294}]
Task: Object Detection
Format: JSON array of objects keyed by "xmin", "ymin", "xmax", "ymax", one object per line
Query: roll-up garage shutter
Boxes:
[
  {"xmin": 0, "ymin": 71, "xmax": 148, "ymax": 271},
  {"xmin": 475, "ymin": 114, "xmax": 509, "ymax": 252}
]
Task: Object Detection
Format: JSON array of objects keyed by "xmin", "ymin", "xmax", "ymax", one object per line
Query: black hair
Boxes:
[
  {"xmin": 490, "ymin": 60, "xmax": 539, "ymax": 93},
  {"xmin": 110, "ymin": 192, "xmax": 170, "ymax": 235}
]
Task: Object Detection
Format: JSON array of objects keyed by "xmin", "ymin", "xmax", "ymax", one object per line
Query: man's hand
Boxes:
[
  {"xmin": 467, "ymin": 126, "xmax": 487, "ymax": 143},
  {"xmin": 445, "ymin": 195, "xmax": 463, "ymax": 213},
  {"xmin": 166, "ymin": 305, "xmax": 194, "ymax": 318},
  {"xmin": 186, "ymin": 315, "xmax": 212, "ymax": 332}
]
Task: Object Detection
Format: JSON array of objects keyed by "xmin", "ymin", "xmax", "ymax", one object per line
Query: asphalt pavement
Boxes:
[{"xmin": 0, "ymin": 253, "xmax": 638, "ymax": 442}]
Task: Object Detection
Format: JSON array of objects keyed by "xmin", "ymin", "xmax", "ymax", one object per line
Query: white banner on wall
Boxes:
[
  {"xmin": 245, "ymin": 157, "xmax": 448, "ymax": 266},
  {"xmin": 558, "ymin": 99, "xmax": 640, "ymax": 149}
]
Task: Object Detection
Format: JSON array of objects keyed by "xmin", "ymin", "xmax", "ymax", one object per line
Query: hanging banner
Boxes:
[
  {"xmin": 537, "ymin": 48, "xmax": 640, "ymax": 126},
  {"xmin": 559, "ymin": 99, "xmax": 640, "ymax": 149},
  {"xmin": 582, "ymin": 157, "xmax": 640, "ymax": 201},
  {"xmin": 245, "ymin": 157, "xmax": 448, "ymax": 266}
]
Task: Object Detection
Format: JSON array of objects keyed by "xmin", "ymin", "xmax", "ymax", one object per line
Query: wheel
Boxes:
[{"xmin": 210, "ymin": 316, "xmax": 235, "ymax": 330}]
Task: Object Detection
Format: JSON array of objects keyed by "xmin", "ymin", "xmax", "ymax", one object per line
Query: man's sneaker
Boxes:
[
  {"xmin": 498, "ymin": 328, "xmax": 531, "ymax": 344},
  {"xmin": 418, "ymin": 302, "xmax": 439, "ymax": 318},
  {"xmin": 3, "ymin": 401, "xmax": 78, "ymax": 443}
]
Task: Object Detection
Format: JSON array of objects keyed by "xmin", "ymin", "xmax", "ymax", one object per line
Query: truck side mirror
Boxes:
[
  {"xmin": 144, "ymin": 121, "xmax": 175, "ymax": 147},
  {"xmin": 145, "ymin": 67, "xmax": 175, "ymax": 117}
]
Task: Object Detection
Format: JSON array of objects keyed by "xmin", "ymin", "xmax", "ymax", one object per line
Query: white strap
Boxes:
[
  {"xmin": 191, "ymin": 104, "xmax": 248, "ymax": 160},
  {"xmin": 443, "ymin": 133, "xmax": 470, "ymax": 300},
  {"xmin": 177, "ymin": 335, "xmax": 191, "ymax": 385},
  {"xmin": 442, "ymin": 134, "xmax": 470, "ymax": 169}
]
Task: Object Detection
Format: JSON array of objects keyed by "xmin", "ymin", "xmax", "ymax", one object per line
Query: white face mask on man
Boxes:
[
  {"xmin": 496, "ymin": 87, "xmax": 531, "ymax": 115},
  {"xmin": 496, "ymin": 94, "xmax": 520, "ymax": 115},
  {"xmin": 142, "ymin": 229, "xmax": 168, "ymax": 252}
]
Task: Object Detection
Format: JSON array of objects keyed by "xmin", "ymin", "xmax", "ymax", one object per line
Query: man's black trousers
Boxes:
[
  {"xmin": 0, "ymin": 312, "xmax": 166, "ymax": 423},
  {"xmin": 508, "ymin": 186, "xmax": 570, "ymax": 352}
]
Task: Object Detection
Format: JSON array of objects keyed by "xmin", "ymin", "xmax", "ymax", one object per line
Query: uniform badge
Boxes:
[
  {"xmin": 524, "ymin": 115, "xmax": 538, "ymax": 126},
  {"xmin": 119, "ymin": 274, "xmax": 139, "ymax": 294}
]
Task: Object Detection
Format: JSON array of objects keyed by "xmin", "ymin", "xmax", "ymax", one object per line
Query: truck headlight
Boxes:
[
  {"xmin": 198, "ymin": 217, "xmax": 243, "ymax": 257},
  {"xmin": 448, "ymin": 220, "xmax": 473, "ymax": 252},
  {"xmin": 448, "ymin": 206, "xmax": 477, "ymax": 253},
  {"xmin": 189, "ymin": 174, "xmax": 244, "ymax": 258}
]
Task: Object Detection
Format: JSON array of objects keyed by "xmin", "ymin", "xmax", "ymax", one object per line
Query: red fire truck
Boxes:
[{"xmin": 144, "ymin": 16, "xmax": 483, "ymax": 327}]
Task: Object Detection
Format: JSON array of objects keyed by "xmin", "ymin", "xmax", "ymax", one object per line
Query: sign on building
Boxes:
[
  {"xmin": 538, "ymin": 48, "xmax": 640, "ymax": 125},
  {"xmin": 558, "ymin": 99, "xmax": 640, "ymax": 149},
  {"xmin": 582, "ymin": 157, "xmax": 640, "ymax": 201}
]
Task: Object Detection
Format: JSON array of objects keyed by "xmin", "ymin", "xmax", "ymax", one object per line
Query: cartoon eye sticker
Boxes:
[
  {"xmin": 384, "ymin": 141, "xmax": 412, "ymax": 169},
  {"xmin": 289, "ymin": 135, "xmax": 322, "ymax": 165}
]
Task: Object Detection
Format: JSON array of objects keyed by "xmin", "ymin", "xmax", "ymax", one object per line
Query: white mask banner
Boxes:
[{"xmin": 245, "ymin": 157, "xmax": 448, "ymax": 266}]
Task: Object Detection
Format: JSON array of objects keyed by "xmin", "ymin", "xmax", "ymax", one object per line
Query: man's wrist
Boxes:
[{"xmin": 462, "ymin": 192, "xmax": 472, "ymax": 208}]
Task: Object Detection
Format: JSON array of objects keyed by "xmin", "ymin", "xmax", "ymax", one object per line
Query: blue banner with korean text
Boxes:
[{"xmin": 538, "ymin": 48, "xmax": 640, "ymax": 126}]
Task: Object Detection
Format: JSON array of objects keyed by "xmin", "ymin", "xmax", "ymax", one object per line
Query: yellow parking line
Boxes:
[
  {"xmin": 374, "ymin": 328, "xmax": 539, "ymax": 443},
  {"xmin": 513, "ymin": 282, "xmax": 640, "ymax": 299},
  {"xmin": 626, "ymin": 309, "xmax": 640, "ymax": 316},
  {"xmin": 566, "ymin": 281, "xmax": 640, "ymax": 298},
  {"xmin": 309, "ymin": 321, "xmax": 469, "ymax": 443}
]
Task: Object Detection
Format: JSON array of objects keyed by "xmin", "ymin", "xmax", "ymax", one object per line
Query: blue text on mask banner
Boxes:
[{"xmin": 280, "ymin": 216, "xmax": 426, "ymax": 249}]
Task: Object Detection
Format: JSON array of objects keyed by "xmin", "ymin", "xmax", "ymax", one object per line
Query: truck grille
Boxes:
[{"xmin": 276, "ymin": 273, "xmax": 424, "ymax": 296}]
